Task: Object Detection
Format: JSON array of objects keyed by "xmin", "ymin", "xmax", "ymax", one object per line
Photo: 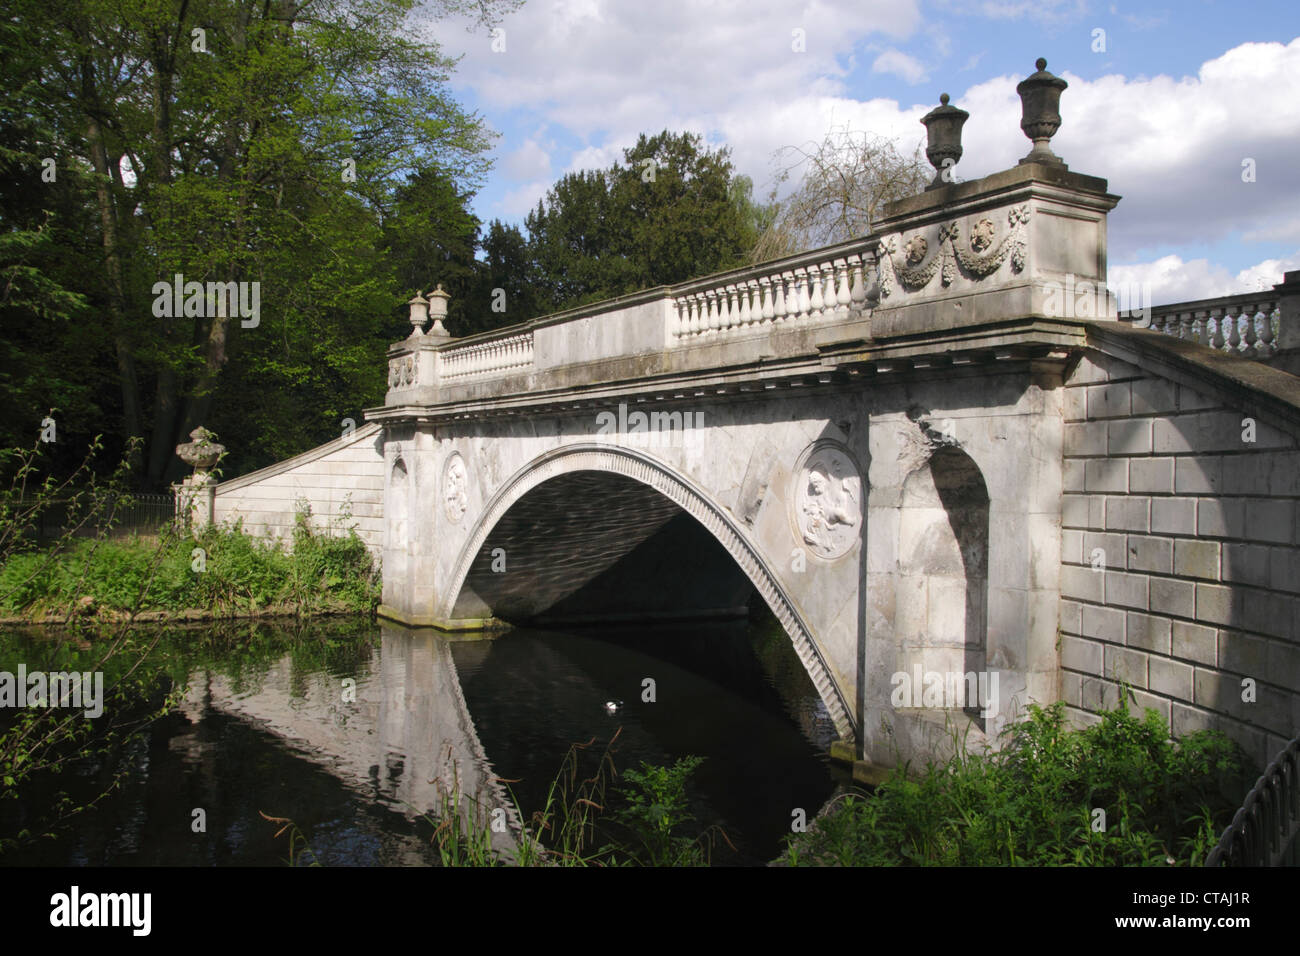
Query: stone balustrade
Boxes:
[
  {"xmin": 1142, "ymin": 295, "xmax": 1282, "ymax": 359},
  {"xmin": 669, "ymin": 246, "xmax": 876, "ymax": 341},
  {"xmin": 439, "ymin": 331, "xmax": 534, "ymax": 381}
]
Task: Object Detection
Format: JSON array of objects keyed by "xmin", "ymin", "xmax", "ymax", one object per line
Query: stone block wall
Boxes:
[
  {"xmin": 1060, "ymin": 350, "xmax": 1300, "ymax": 768},
  {"xmin": 212, "ymin": 422, "xmax": 386, "ymax": 553}
]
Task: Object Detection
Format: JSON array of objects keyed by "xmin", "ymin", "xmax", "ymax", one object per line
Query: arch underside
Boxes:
[{"xmin": 443, "ymin": 443, "xmax": 855, "ymax": 739}]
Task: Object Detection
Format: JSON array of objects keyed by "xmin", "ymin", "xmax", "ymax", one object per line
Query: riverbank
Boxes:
[
  {"xmin": 779, "ymin": 701, "xmax": 1252, "ymax": 867},
  {"xmin": 0, "ymin": 518, "xmax": 379, "ymax": 622}
]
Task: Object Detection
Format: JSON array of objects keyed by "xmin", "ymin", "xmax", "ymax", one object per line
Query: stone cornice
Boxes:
[{"xmin": 364, "ymin": 318, "xmax": 1085, "ymax": 426}]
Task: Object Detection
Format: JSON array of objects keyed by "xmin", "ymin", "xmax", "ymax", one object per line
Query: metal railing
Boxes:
[
  {"xmin": 1205, "ymin": 734, "xmax": 1300, "ymax": 866},
  {"xmin": 36, "ymin": 493, "xmax": 177, "ymax": 541}
]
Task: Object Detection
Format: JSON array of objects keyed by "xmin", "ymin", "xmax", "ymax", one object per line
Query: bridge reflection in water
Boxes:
[{"xmin": 186, "ymin": 617, "xmax": 840, "ymax": 865}]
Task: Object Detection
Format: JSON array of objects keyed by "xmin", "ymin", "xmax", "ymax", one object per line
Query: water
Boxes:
[{"xmin": 0, "ymin": 613, "xmax": 842, "ymax": 866}]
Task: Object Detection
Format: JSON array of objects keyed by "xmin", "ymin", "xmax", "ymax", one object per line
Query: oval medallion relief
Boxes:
[
  {"xmin": 443, "ymin": 452, "xmax": 469, "ymax": 524},
  {"xmin": 791, "ymin": 441, "xmax": 862, "ymax": 560}
]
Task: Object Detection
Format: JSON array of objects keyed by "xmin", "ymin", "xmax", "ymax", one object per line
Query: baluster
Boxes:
[
  {"xmin": 694, "ymin": 293, "xmax": 706, "ymax": 336},
  {"xmin": 759, "ymin": 277, "xmax": 774, "ymax": 324},
  {"xmin": 1243, "ymin": 308, "xmax": 1259, "ymax": 356},
  {"xmin": 833, "ymin": 260, "xmax": 851, "ymax": 319},
  {"xmin": 1260, "ymin": 302, "xmax": 1277, "ymax": 353},
  {"xmin": 706, "ymin": 290, "xmax": 721, "ymax": 334},
  {"xmin": 773, "ymin": 273, "xmax": 788, "ymax": 323},
  {"xmin": 1178, "ymin": 312, "xmax": 1192, "ymax": 340},
  {"xmin": 738, "ymin": 282, "xmax": 752, "ymax": 327},
  {"xmin": 808, "ymin": 264, "xmax": 825, "ymax": 320},
  {"xmin": 1227, "ymin": 310, "xmax": 1241, "ymax": 353},
  {"xmin": 1209, "ymin": 309, "xmax": 1225, "ymax": 350},
  {"xmin": 795, "ymin": 268, "xmax": 811, "ymax": 321},
  {"xmin": 684, "ymin": 296, "xmax": 697, "ymax": 336},
  {"xmin": 747, "ymin": 281, "xmax": 762, "ymax": 326},
  {"xmin": 1191, "ymin": 310, "xmax": 1205, "ymax": 345},
  {"xmin": 849, "ymin": 256, "xmax": 866, "ymax": 313}
]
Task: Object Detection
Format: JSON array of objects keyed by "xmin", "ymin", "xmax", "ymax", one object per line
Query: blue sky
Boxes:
[{"xmin": 418, "ymin": 0, "xmax": 1300, "ymax": 303}]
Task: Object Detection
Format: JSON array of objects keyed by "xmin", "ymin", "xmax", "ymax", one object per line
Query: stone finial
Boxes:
[
  {"xmin": 920, "ymin": 92, "xmax": 969, "ymax": 191},
  {"xmin": 175, "ymin": 426, "xmax": 225, "ymax": 475},
  {"xmin": 427, "ymin": 284, "xmax": 451, "ymax": 337},
  {"xmin": 408, "ymin": 291, "xmax": 429, "ymax": 335},
  {"xmin": 1016, "ymin": 57, "xmax": 1068, "ymax": 166}
]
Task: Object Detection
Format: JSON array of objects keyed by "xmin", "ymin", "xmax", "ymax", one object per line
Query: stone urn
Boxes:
[
  {"xmin": 176, "ymin": 427, "xmax": 225, "ymax": 476},
  {"xmin": 920, "ymin": 93, "xmax": 969, "ymax": 190},
  {"xmin": 1017, "ymin": 58, "xmax": 1068, "ymax": 165}
]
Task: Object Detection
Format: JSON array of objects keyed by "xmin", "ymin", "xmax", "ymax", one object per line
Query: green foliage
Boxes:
[
  {"xmin": 784, "ymin": 701, "xmax": 1249, "ymax": 867},
  {"xmin": 421, "ymin": 737, "xmax": 721, "ymax": 867},
  {"xmin": 609, "ymin": 755, "xmax": 714, "ymax": 866},
  {"xmin": 0, "ymin": 0, "xmax": 509, "ymax": 485},
  {"xmin": 0, "ymin": 509, "xmax": 380, "ymax": 618},
  {"xmin": 0, "ymin": 437, "xmax": 182, "ymax": 852},
  {"xmin": 524, "ymin": 131, "xmax": 759, "ymax": 315}
]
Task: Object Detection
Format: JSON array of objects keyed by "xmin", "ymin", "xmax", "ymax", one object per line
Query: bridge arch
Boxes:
[{"xmin": 440, "ymin": 442, "xmax": 855, "ymax": 739}]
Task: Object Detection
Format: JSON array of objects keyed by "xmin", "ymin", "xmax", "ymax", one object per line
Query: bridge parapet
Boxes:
[
  {"xmin": 667, "ymin": 240, "xmax": 877, "ymax": 342},
  {"xmin": 1123, "ymin": 272, "xmax": 1300, "ymax": 361}
]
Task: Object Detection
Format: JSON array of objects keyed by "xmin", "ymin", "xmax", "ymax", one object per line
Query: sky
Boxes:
[{"xmin": 416, "ymin": 0, "xmax": 1300, "ymax": 305}]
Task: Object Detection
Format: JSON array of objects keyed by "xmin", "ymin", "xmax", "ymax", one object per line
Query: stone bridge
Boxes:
[{"xmin": 211, "ymin": 61, "xmax": 1300, "ymax": 776}]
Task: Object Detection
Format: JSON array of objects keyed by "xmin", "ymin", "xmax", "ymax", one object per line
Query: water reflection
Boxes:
[{"xmin": 1, "ymin": 613, "xmax": 839, "ymax": 866}]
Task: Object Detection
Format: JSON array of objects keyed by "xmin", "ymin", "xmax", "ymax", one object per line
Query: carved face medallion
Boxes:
[
  {"xmin": 791, "ymin": 442, "xmax": 862, "ymax": 560},
  {"xmin": 970, "ymin": 218, "xmax": 995, "ymax": 253},
  {"xmin": 443, "ymin": 452, "xmax": 468, "ymax": 523},
  {"xmin": 904, "ymin": 235, "xmax": 929, "ymax": 265}
]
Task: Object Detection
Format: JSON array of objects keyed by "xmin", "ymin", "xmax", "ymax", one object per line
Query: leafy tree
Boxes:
[
  {"xmin": 525, "ymin": 168, "xmax": 633, "ymax": 313},
  {"xmin": 458, "ymin": 219, "xmax": 542, "ymax": 335},
  {"xmin": 0, "ymin": 0, "xmax": 511, "ymax": 485},
  {"xmin": 524, "ymin": 131, "xmax": 758, "ymax": 314}
]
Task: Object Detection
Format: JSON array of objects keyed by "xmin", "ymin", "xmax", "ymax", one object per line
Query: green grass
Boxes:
[
  {"xmin": 0, "ymin": 510, "xmax": 379, "ymax": 618},
  {"xmin": 783, "ymin": 700, "xmax": 1249, "ymax": 867}
]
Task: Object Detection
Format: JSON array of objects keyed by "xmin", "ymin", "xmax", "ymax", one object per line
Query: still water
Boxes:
[{"xmin": 0, "ymin": 613, "xmax": 844, "ymax": 866}]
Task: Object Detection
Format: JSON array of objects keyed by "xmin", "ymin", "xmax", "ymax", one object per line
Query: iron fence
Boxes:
[
  {"xmin": 34, "ymin": 493, "xmax": 177, "ymax": 542},
  {"xmin": 1206, "ymin": 734, "xmax": 1300, "ymax": 866}
]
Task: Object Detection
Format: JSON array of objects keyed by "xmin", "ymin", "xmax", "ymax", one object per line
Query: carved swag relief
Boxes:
[{"xmin": 877, "ymin": 203, "xmax": 1030, "ymax": 299}]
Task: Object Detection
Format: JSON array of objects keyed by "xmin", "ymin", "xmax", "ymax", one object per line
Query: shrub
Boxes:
[{"xmin": 784, "ymin": 700, "xmax": 1248, "ymax": 867}]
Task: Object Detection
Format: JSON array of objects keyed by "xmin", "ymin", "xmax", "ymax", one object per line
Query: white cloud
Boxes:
[
  {"xmin": 1108, "ymin": 252, "xmax": 1300, "ymax": 304},
  {"xmin": 966, "ymin": 0, "xmax": 1088, "ymax": 23},
  {"xmin": 872, "ymin": 49, "xmax": 927, "ymax": 85},
  {"xmin": 498, "ymin": 180, "xmax": 551, "ymax": 219},
  {"xmin": 418, "ymin": 0, "xmax": 923, "ymax": 136},
  {"xmin": 919, "ymin": 39, "xmax": 1300, "ymax": 261},
  {"xmin": 502, "ymin": 138, "xmax": 552, "ymax": 180}
]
